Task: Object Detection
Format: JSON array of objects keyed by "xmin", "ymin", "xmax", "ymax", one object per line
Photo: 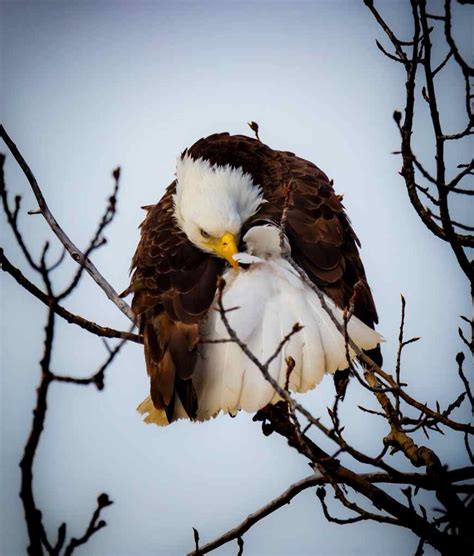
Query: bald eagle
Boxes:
[{"xmin": 126, "ymin": 132, "xmax": 382, "ymax": 426}]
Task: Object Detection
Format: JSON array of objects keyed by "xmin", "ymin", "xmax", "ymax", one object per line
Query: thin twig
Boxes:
[
  {"xmin": 63, "ymin": 494, "xmax": 113, "ymax": 556},
  {"xmin": 456, "ymin": 352, "xmax": 473, "ymax": 414},
  {"xmin": 0, "ymin": 249, "xmax": 142, "ymax": 343},
  {"xmin": 396, "ymin": 295, "xmax": 406, "ymax": 415},
  {"xmin": 0, "ymin": 126, "xmax": 136, "ymax": 322},
  {"xmin": 58, "ymin": 167, "xmax": 121, "ymax": 300}
]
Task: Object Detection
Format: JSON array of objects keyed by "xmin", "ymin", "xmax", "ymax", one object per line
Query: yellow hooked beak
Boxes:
[{"xmin": 212, "ymin": 232, "xmax": 239, "ymax": 270}]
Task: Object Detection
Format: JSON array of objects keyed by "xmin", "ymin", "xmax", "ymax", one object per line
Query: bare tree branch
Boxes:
[
  {"xmin": 0, "ymin": 126, "xmax": 136, "ymax": 323},
  {"xmin": 1, "ymin": 139, "xmax": 133, "ymax": 554},
  {"xmin": 63, "ymin": 494, "xmax": 113, "ymax": 556},
  {"xmin": 0, "ymin": 249, "xmax": 142, "ymax": 343}
]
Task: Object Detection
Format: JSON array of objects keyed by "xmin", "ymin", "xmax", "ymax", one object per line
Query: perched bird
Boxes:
[{"xmin": 125, "ymin": 132, "xmax": 382, "ymax": 425}]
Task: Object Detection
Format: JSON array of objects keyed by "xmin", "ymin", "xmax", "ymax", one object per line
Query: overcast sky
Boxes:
[{"xmin": 1, "ymin": 1, "xmax": 472, "ymax": 555}]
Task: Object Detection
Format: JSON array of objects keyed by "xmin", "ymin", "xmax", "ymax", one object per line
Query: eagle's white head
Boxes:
[{"xmin": 173, "ymin": 155, "xmax": 265, "ymax": 267}]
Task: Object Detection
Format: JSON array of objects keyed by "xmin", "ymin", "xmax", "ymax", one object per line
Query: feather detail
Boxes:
[
  {"xmin": 137, "ymin": 395, "xmax": 190, "ymax": 426},
  {"xmin": 137, "ymin": 253, "xmax": 383, "ymax": 425},
  {"xmin": 137, "ymin": 396, "xmax": 168, "ymax": 426}
]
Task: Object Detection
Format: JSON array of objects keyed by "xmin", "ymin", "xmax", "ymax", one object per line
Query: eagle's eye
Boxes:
[{"xmin": 200, "ymin": 229, "xmax": 211, "ymax": 239}]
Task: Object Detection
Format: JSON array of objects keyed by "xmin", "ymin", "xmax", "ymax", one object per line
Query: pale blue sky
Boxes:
[{"xmin": 1, "ymin": 1, "xmax": 472, "ymax": 555}]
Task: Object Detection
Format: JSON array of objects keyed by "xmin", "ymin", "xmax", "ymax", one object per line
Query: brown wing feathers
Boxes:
[
  {"xmin": 129, "ymin": 133, "xmax": 381, "ymax": 421},
  {"xmin": 128, "ymin": 181, "xmax": 223, "ymax": 421}
]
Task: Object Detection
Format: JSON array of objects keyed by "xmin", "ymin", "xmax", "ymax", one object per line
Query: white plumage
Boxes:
[
  {"xmin": 173, "ymin": 155, "xmax": 265, "ymax": 253},
  {"xmin": 138, "ymin": 226, "xmax": 383, "ymax": 425}
]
